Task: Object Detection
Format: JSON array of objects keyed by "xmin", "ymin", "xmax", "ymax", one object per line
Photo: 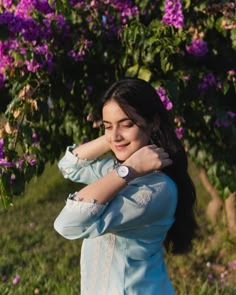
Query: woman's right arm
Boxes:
[
  {"xmin": 58, "ymin": 136, "xmax": 112, "ymax": 184},
  {"xmin": 72, "ymin": 135, "xmax": 110, "ymax": 160}
]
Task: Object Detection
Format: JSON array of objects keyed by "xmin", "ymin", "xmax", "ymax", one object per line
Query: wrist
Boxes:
[{"xmin": 120, "ymin": 162, "xmax": 139, "ymax": 181}]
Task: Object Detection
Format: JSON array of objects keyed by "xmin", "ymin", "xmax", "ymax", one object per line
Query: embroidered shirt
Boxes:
[{"xmin": 54, "ymin": 145, "xmax": 178, "ymax": 295}]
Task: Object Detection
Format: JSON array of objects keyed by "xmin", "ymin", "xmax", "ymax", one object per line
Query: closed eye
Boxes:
[
  {"xmin": 121, "ymin": 123, "xmax": 134, "ymax": 128},
  {"xmin": 103, "ymin": 124, "xmax": 112, "ymax": 130}
]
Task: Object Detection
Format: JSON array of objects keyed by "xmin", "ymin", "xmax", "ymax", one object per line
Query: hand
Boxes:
[
  {"xmin": 124, "ymin": 145, "xmax": 172, "ymax": 178},
  {"xmin": 87, "ymin": 113, "xmax": 102, "ymax": 128}
]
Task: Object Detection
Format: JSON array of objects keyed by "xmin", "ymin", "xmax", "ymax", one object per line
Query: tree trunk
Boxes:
[
  {"xmin": 225, "ymin": 192, "xmax": 236, "ymax": 235},
  {"xmin": 199, "ymin": 168, "xmax": 223, "ymax": 224}
]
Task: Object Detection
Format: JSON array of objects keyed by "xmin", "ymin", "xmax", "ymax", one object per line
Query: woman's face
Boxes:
[{"xmin": 102, "ymin": 99, "xmax": 151, "ymax": 161}]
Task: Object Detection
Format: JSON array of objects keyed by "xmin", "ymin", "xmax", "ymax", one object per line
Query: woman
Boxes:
[{"xmin": 54, "ymin": 78, "xmax": 197, "ymax": 294}]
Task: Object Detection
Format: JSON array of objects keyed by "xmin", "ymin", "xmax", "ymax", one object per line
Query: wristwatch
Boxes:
[{"xmin": 115, "ymin": 165, "xmax": 131, "ymax": 182}]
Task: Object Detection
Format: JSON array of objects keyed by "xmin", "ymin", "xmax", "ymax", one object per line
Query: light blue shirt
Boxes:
[{"xmin": 54, "ymin": 146, "xmax": 178, "ymax": 295}]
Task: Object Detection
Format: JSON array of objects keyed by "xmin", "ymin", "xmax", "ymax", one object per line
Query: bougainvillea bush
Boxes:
[{"xmin": 0, "ymin": 0, "xmax": 235, "ymax": 207}]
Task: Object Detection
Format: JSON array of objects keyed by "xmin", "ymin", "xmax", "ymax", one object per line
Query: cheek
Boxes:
[{"xmin": 104, "ymin": 132, "xmax": 110, "ymax": 142}]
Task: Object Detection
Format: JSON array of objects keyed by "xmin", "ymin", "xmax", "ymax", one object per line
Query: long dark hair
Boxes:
[{"xmin": 100, "ymin": 77, "xmax": 197, "ymax": 254}]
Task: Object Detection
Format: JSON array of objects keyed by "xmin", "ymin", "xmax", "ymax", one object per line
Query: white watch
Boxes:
[{"xmin": 115, "ymin": 165, "xmax": 131, "ymax": 182}]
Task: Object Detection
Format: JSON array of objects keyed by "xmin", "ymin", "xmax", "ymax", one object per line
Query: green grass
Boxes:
[{"xmin": 0, "ymin": 161, "xmax": 235, "ymax": 294}]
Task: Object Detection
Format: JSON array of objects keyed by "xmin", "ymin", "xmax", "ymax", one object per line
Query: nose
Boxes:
[{"xmin": 110, "ymin": 126, "xmax": 122, "ymax": 142}]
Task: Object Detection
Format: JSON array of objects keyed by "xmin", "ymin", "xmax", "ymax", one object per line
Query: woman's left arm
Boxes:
[
  {"xmin": 72, "ymin": 144, "xmax": 172, "ymax": 204},
  {"xmin": 54, "ymin": 145, "xmax": 174, "ymax": 239}
]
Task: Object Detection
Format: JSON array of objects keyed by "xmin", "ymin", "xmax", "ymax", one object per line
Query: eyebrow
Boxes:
[{"xmin": 102, "ymin": 118, "xmax": 132, "ymax": 124}]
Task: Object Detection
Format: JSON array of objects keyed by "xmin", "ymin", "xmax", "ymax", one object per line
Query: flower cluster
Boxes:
[
  {"xmin": 198, "ymin": 72, "xmax": 223, "ymax": 95},
  {"xmin": 186, "ymin": 39, "xmax": 208, "ymax": 57},
  {"xmin": 0, "ymin": 137, "xmax": 37, "ymax": 180},
  {"xmin": 157, "ymin": 86, "xmax": 173, "ymax": 110},
  {"xmin": 174, "ymin": 116, "xmax": 186, "ymax": 139},
  {"xmin": 162, "ymin": 0, "xmax": 184, "ymax": 29},
  {"xmin": 198, "ymin": 73, "xmax": 216, "ymax": 93},
  {"xmin": 206, "ymin": 259, "xmax": 236, "ymax": 284},
  {"xmin": 0, "ymin": 0, "xmax": 140, "ymax": 88},
  {"xmin": 175, "ymin": 127, "xmax": 185, "ymax": 139},
  {"xmin": 227, "ymin": 69, "xmax": 236, "ymax": 82},
  {"xmin": 214, "ymin": 111, "xmax": 236, "ymax": 128},
  {"xmin": 0, "ymin": 139, "xmax": 14, "ymax": 169},
  {"xmin": 68, "ymin": 39, "xmax": 93, "ymax": 62}
]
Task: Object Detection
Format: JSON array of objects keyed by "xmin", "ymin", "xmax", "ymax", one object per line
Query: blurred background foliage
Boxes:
[{"xmin": 0, "ymin": 0, "xmax": 235, "ymax": 232}]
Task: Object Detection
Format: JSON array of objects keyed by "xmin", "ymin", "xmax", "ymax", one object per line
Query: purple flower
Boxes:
[
  {"xmin": 227, "ymin": 70, "xmax": 236, "ymax": 82},
  {"xmin": 198, "ymin": 82, "xmax": 208, "ymax": 93},
  {"xmin": 32, "ymin": 132, "xmax": 39, "ymax": 146},
  {"xmin": 162, "ymin": 0, "xmax": 184, "ymax": 29},
  {"xmin": 15, "ymin": 0, "xmax": 35, "ymax": 18},
  {"xmin": 208, "ymin": 273, "xmax": 214, "ymax": 280},
  {"xmin": 34, "ymin": 44, "xmax": 49, "ymax": 55},
  {"xmin": 0, "ymin": 159, "xmax": 14, "ymax": 167},
  {"xmin": 203, "ymin": 73, "xmax": 216, "ymax": 86},
  {"xmin": 24, "ymin": 153, "xmax": 37, "ymax": 166},
  {"xmin": 214, "ymin": 111, "xmax": 235, "ymax": 128},
  {"xmin": 175, "ymin": 127, "xmax": 185, "ymax": 139},
  {"xmin": 34, "ymin": 0, "xmax": 54, "ymax": 14},
  {"xmin": 227, "ymin": 111, "xmax": 236, "ymax": 118},
  {"xmin": 25, "ymin": 60, "xmax": 41, "ymax": 72},
  {"xmin": 186, "ymin": 39, "xmax": 208, "ymax": 57},
  {"xmin": 22, "ymin": 19, "xmax": 41, "ymax": 42},
  {"xmin": 12, "ymin": 275, "xmax": 20, "ymax": 285},
  {"xmin": 10, "ymin": 174, "xmax": 16, "ymax": 184},
  {"xmin": 16, "ymin": 158, "xmax": 24, "ymax": 171},
  {"xmin": 2, "ymin": 0, "xmax": 12, "ymax": 8},
  {"xmin": 0, "ymin": 11, "xmax": 14, "ymax": 25},
  {"xmin": 68, "ymin": 49, "xmax": 86, "ymax": 62},
  {"xmin": 157, "ymin": 87, "xmax": 173, "ymax": 110},
  {"xmin": 198, "ymin": 73, "xmax": 216, "ymax": 93},
  {"xmin": 0, "ymin": 138, "xmax": 4, "ymax": 159}
]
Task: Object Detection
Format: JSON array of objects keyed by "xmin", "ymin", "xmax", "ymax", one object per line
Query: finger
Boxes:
[
  {"xmin": 159, "ymin": 152, "xmax": 170, "ymax": 159},
  {"xmin": 160, "ymin": 158, "xmax": 173, "ymax": 168},
  {"xmin": 150, "ymin": 145, "xmax": 165, "ymax": 152},
  {"xmin": 148, "ymin": 144, "xmax": 158, "ymax": 149}
]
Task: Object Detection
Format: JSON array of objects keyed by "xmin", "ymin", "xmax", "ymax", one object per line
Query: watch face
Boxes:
[{"xmin": 117, "ymin": 165, "xmax": 129, "ymax": 178}]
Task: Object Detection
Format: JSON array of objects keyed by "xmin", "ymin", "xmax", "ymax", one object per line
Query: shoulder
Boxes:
[
  {"xmin": 130, "ymin": 171, "xmax": 178, "ymax": 217},
  {"xmin": 132, "ymin": 171, "xmax": 177, "ymax": 195}
]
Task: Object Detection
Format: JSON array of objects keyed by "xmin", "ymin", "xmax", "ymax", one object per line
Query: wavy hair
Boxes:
[{"xmin": 99, "ymin": 77, "xmax": 197, "ymax": 254}]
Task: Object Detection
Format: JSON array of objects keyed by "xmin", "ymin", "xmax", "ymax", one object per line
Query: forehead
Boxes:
[{"xmin": 102, "ymin": 99, "xmax": 146, "ymax": 124}]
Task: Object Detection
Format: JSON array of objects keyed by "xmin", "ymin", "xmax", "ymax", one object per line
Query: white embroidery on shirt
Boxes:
[
  {"xmin": 66, "ymin": 199, "xmax": 106, "ymax": 216},
  {"xmin": 132, "ymin": 189, "xmax": 152, "ymax": 205},
  {"xmin": 90, "ymin": 236, "xmax": 103, "ymax": 295},
  {"xmin": 78, "ymin": 203, "xmax": 99, "ymax": 216},
  {"xmin": 81, "ymin": 234, "xmax": 116, "ymax": 295},
  {"xmin": 100, "ymin": 233, "xmax": 116, "ymax": 294},
  {"xmin": 81, "ymin": 236, "xmax": 102, "ymax": 295}
]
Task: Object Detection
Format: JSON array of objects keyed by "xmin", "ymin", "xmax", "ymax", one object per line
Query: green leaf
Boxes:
[
  {"xmin": 138, "ymin": 67, "xmax": 152, "ymax": 82},
  {"xmin": 126, "ymin": 64, "xmax": 139, "ymax": 77},
  {"xmin": 222, "ymin": 81, "xmax": 230, "ymax": 95},
  {"xmin": 230, "ymin": 29, "xmax": 236, "ymax": 50},
  {"xmin": 0, "ymin": 176, "xmax": 12, "ymax": 209}
]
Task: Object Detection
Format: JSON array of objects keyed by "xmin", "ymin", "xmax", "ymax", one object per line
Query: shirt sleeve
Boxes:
[
  {"xmin": 58, "ymin": 145, "xmax": 114, "ymax": 184},
  {"xmin": 54, "ymin": 174, "xmax": 177, "ymax": 240}
]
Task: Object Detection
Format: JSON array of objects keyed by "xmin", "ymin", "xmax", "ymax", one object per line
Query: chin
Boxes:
[
  {"xmin": 113, "ymin": 153, "xmax": 130, "ymax": 163},
  {"xmin": 114, "ymin": 155, "xmax": 125, "ymax": 162}
]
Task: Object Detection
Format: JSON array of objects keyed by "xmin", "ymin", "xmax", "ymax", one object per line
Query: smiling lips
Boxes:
[{"xmin": 114, "ymin": 143, "xmax": 129, "ymax": 150}]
